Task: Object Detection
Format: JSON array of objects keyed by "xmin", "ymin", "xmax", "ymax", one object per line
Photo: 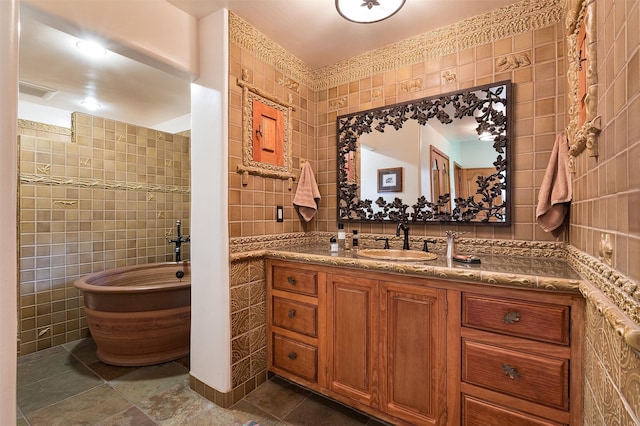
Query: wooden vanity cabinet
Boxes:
[
  {"xmin": 379, "ymin": 281, "xmax": 448, "ymax": 425},
  {"xmin": 267, "ymin": 261, "xmax": 323, "ymax": 387},
  {"xmin": 326, "ymin": 273, "xmax": 379, "ymax": 407},
  {"xmin": 266, "ymin": 259, "xmax": 583, "ymax": 426},
  {"xmin": 267, "ymin": 259, "xmax": 450, "ymax": 425},
  {"xmin": 459, "ymin": 288, "xmax": 584, "ymax": 426}
]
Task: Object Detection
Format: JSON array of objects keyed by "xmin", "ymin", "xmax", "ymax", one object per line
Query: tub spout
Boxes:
[{"xmin": 168, "ymin": 220, "xmax": 190, "ymax": 262}]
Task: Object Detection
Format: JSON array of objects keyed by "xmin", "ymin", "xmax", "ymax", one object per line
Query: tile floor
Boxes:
[{"xmin": 16, "ymin": 338, "xmax": 389, "ymax": 425}]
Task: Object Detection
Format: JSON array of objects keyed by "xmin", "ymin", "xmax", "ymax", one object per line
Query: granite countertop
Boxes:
[{"xmin": 262, "ymin": 244, "xmax": 584, "ymax": 293}]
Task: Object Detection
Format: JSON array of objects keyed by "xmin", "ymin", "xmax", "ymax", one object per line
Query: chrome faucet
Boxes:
[
  {"xmin": 168, "ymin": 220, "xmax": 190, "ymax": 262},
  {"xmin": 445, "ymin": 230, "xmax": 467, "ymax": 259},
  {"xmin": 445, "ymin": 231, "xmax": 456, "ymax": 259},
  {"xmin": 396, "ymin": 222, "xmax": 410, "ymax": 250}
]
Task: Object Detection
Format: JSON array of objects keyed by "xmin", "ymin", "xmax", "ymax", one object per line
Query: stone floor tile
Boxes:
[
  {"xmin": 95, "ymin": 406, "xmax": 158, "ymax": 426},
  {"xmin": 17, "ymin": 349, "xmax": 81, "ymax": 387},
  {"xmin": 283, "ymin": 393, "xmax": 369, "ymax": 426},
  {"xmin": 242, "ymin": 376, "xmax": 310, "ymax": 419},
  {"xmin": 25, "ymin": 384, "xmax": 131, "ymax": 426},
  {"xmin": 110, "ymin": 362, "xmax": 189, "ymax": 405},
  {"xmin": 63, "ymin": 337, "xmax": 100, "ymax": 364},
  {"xmin": 88, "ymin": 360, "xmax": 139, "ymax": 381},
  {"xmin": 17, "ymin": 362, "xmax": 103, "ymax": 414},
  {"xmin": 17, "ymin": 345, "xmax": 66, "ymax": 366}
]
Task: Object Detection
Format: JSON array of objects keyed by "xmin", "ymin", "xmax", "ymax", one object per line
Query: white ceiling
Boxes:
[{"xmin": 18, "ymin": 0, "xmax": 520, "ymax": 132}]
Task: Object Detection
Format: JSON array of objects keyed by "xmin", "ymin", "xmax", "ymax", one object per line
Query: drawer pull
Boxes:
[
  {"xmin": 287, "ymin": 352, "xmax": 297, "ymax": 360},
  {"xmin": 288, "ymin": 309, "xmax": 296, "ymax": 318},
  {"xmin": 502, "ymin": 311, "xmax": 521, "ymax": 324},
  {"xmin": 502, "ymin": 363, "xmax": 520, "ymax": 380},
  {"xmin": 287, "ymin": 277, "xmax": 296, "ymax": 286}
]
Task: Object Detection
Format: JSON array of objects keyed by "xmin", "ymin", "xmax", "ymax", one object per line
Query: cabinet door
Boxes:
[
  {"xmin": 326, "ymin": 273, "xmax": 379, "ymax": 407},
  {"xmin": 380, "ymin": 281, "xmax": 447, "ymax": 425}
]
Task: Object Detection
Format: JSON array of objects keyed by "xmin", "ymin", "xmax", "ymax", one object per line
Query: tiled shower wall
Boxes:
[
  {"xmin": 571, "ymin": 0, "xmax": 640, "ymax": 423},
  {"xmin": 18, "ymin": 112, "xmax": 190, "ymax": 355}
]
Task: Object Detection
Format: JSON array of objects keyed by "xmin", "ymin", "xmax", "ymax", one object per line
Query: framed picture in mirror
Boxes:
[{"xmin": 377, "ymin": 167, "xmax": 403, "ymax": 192}]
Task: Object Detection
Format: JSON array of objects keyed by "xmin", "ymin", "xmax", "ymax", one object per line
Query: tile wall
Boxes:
[
  {"xmin": 17, "ymin": 112, "xmax": 191, "ymax": 355},
  {"xmin": 223, "ymin": 0, "xmax": 569, "ymax": 406},
  {"xmin": 570, "ymin": 0, "xmax": 639, "ymax": 283},
  {"xmin": 571, "ymin": 0, "xmax": 640, "ymax": 423},
  {"xmin": 225, "ymin": 0, "xmax": 640, "ymax": 422},
  {"xmin": 314, "ymin": 21, "xmax": 566, "ymax": 242}
]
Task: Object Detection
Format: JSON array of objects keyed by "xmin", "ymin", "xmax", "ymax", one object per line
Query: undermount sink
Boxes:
[{"xmin": 356, "ymin": 249, "xmax": 437, "ymax": 262}]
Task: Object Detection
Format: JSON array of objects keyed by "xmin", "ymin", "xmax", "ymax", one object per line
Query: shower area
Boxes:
[{"xmin": 17, "ymin": 112, "xmax": 191, "ymax": 355}]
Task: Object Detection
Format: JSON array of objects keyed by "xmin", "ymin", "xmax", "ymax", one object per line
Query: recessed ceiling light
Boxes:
[
  {"xmin": 81, "ymin": 98, "xmax": 102, "ymax": 111},
  {"xmin": 76, "ymin": 40, "xmax": 107, "ymax": 57}
]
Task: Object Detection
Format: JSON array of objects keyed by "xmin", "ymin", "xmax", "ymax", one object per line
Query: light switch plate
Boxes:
[{"xmin": 276, "ymin": 205, "xmax": 283, "ymax": 222}]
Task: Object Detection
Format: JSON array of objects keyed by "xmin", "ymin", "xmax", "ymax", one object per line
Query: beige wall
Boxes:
[
  {"xmin": 1, "ymin": 0, "xmax": 19, "ymax": 422},
  {"xmin": 17, "ymin": 113, "xmax": 191, "ymax": 355},
  {"xmin": 575, "ymin": 0, "xmax": 640, "ymax": 423}
]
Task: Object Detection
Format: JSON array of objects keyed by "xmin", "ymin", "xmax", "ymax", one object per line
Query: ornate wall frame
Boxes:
[
  {"xmin": 236, "ymin": 69, "xmax": 296, "ymax": 187},
  {"xmin": 566, "ymin": 0, "xmax": 600, "ymax": 172}
]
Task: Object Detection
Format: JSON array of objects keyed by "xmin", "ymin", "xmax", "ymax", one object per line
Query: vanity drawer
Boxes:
[
  {"xmin": 462, "ymin": 395, "xmax": 565, "ymax": 426},
  {"xmin": 272, "ymin": 334, "xmax": 317, "ymax": 382},
  {"xmin": 462, "ymin": 294, "xmax": 570, "ymax": 345},
  {"xmin": 273, "ymin": 266, "xmax": 318, "ymax": 296},
  {"xmin": 462, "ymin": 339, "xmax": 569, "ymax": 409},
  {"xmin": 272, "ymin": 297, "xmax": 317, "ymax": 337}
]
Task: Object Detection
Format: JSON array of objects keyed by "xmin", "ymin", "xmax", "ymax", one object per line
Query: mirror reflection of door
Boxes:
[
  {"xmin": 459, "ymin": 167, "xmax": 503, "ymax": 222},
  {"xmin": 430, "ymin": 145, "xmax": 451, "ymax": 212}
]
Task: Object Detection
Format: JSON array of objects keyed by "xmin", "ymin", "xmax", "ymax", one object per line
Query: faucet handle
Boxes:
[
  {"xmin": 422, "ymin": 239, "xmax": 437, "ymax": 252},
  {"xmin": 375, "ymin": 237, "xmax": 390, "ymax": 249}
]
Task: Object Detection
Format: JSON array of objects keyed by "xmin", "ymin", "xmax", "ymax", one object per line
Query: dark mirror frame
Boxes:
[{"xmin": 337, "ymin": 80, "xmax": 512, "ymax": 225}]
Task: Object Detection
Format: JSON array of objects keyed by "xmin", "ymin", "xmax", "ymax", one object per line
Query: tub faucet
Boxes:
[
  {"xmin": 168, "ymin": 220, "xmax": 190, "ymax": 262},
  {"xmin": 396, "ymin": 222, "xmax": 410, "ymax": 250}
]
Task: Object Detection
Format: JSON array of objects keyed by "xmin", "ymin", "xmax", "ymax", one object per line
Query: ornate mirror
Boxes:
[{"xmin": 337, "ymin": 80, "xmax": 512, "ymax": 224}]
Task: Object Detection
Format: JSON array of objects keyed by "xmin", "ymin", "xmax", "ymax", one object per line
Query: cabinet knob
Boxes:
[
  {"xmin": 287, "ymin": 277, "xmax": 296, "ymax": 286},
  {"xmin": 287, "ymin": 352, "xmax": 297, "ymax": 360},
  {"xmin": 288, "ymin": 309, "xmax": 296, "ymax": 318},
  {"xmin": 502, "ymin": 363, "xmax": 520, "ymax": 380},
  {"xmin": 502, "ymin": 311, "xmax": 521, "ymax": 324}
]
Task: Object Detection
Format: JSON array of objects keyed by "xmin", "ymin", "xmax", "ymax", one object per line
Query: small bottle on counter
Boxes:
[
  {"xmin": 352, "ymin": 230, "xmax": 359, "ymax": 250},
  {"xmin": 337, "ymin": 223, "xmax": 346, "ymax": 250},
  {"xmin": 330, "ymin": 236, "xmax": 338, "ymax": 253}
]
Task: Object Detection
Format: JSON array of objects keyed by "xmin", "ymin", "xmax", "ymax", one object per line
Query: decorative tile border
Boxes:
[
  {"xmin": 229, "ymin": 0, "xmax": 563, "ymax": 90},
  {"xmin": 17, "ymin": 119, "xmax": 71, "ymax": 136},
  {"xmin": 20, "ymin": 172, "xmax": 191, "ymax": 194}
]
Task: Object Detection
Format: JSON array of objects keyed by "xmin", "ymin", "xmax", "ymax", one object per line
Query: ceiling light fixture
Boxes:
[
  {"xmin": 75, "ymin": 40, "xmax": 107, "ymax": 57},
  {"xmin": 81, "ymin": 97, "xmax": 102, "ymax": 111},
  {"xmin": 336, "ymin": 0, "xmax": 406, "ymax": 23}
]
